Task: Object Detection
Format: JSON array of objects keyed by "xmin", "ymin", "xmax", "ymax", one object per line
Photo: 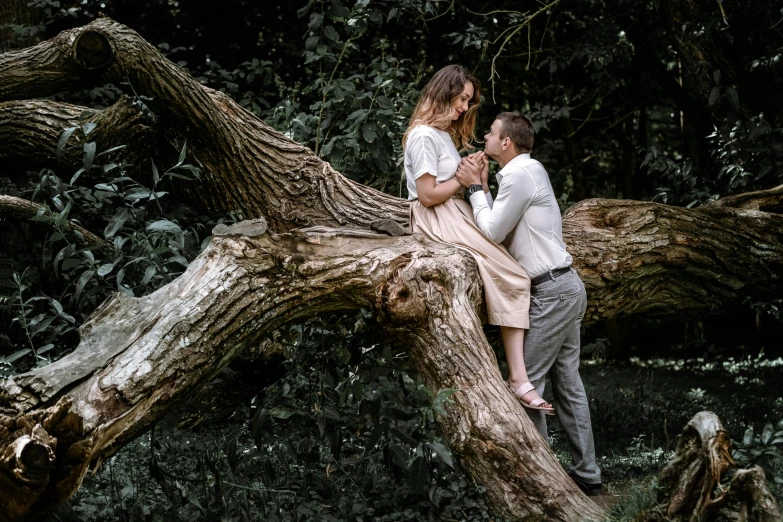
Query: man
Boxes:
[{"xmin": 455, "ymin": 112, "xmax": 602, "ymax": 496}]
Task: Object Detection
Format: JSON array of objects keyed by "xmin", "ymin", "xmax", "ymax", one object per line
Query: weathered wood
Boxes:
[
  {"xmin": 0, "ymin": 227, "xmax": 602, "ymax": 522},
  {"xmin": 643, "ymin": 411, "xmax": 781, "ymax": 521},
  {"xmin": 0, "ymin": 17, "xmax": 409, "ymax": 233},
  {"xmin": 564, "ymin": 198, "xmax": 783, "ymax": 322}
]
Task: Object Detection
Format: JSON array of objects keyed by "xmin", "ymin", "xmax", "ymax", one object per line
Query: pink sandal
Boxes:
[{"xmin": 508, "ymin": 382, "xmax": 555, "ymax": 415}]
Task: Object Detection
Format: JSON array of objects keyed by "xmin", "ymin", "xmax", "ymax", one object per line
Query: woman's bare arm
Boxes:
[{"xmin": 415, "ymin": 174, "xmax": 463, "ymax": 207}]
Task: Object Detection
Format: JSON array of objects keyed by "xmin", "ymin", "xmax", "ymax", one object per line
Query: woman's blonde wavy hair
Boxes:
[{"xmin": 403, "ymin": 64, "xmax": 481, "ymax": 152}]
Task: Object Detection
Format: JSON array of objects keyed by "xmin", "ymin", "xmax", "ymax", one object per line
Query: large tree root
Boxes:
[{"xmin": 643, "ymin": 411, "xmax": 781, "ymax": 522}]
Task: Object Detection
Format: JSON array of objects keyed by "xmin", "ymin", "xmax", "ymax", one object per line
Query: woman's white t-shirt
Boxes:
[{"xmin": 404, "ymin": 125, "xmax": 461, "ymax": 200}]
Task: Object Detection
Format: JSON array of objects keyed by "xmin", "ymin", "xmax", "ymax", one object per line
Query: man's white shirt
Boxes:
[{"xmin": 468, "ymin": 153, "xmax": 572, "ymax": 278}]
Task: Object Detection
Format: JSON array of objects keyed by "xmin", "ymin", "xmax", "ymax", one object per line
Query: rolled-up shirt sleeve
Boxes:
[{"xmin": 469, "ymin": 171, "xmax": 535, "ymax": 243}]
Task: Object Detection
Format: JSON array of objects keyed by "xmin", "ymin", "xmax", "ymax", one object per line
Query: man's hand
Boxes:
[
  {"xmin": 476, "ymin": 151, "xmax": 490, "ymax": 188},
  {"xmin": 456, "ymin": 154, "xmax": 483, "ymax": 188}
]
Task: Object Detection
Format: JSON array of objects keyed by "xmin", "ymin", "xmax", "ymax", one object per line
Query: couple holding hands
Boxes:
[{"xmin": 402, "ymin": 65, "xmax": 601, "ymax": 496}]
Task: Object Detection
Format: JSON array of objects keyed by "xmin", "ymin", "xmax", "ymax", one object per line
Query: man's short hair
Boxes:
[{"xmin": 496, "ymin": 112, "xmax": 534, "ymax": 152}]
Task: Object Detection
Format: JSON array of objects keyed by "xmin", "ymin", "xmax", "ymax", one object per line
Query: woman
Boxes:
[{"xmin": 403, "ymin": 64, "xmax": 554, "ymax": 415}]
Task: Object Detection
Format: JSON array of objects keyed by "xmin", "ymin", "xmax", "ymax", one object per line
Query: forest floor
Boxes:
[{"xmin": 46, "ymin": 319, "xmax": 783, "ymax": 522}]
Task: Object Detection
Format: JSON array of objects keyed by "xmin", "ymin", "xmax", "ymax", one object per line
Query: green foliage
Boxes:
[
  {"xmin": 601, "ymin": 479, "xmax": 660, "ymax": 522},
  {"xmin": 733, "ymin": 420, "xmax": 783, "ymax": 485},
  {"xmin": 641, "ymin": 147, "xmax": 718, "ymax": 207},
  {"xmin": 257, "ymin": 0, "xmax": 426, "ymax": 195},
  {"xmin": 0, "ymin": 127, "xmax": 209, "ymax": 374}
]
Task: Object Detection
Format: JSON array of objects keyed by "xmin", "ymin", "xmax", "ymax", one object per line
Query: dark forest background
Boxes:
[{"xmin": 1, "ymin": 1, "xmax": 782, "ymax": 520}]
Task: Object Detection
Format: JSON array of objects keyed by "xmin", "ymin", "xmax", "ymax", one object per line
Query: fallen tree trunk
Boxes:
[
  {"xmin": 0, "ymin": 17, "xmax": 781, "ymax": 320},
  {"xmin": 0, "ymin": 16, "xmax": 782, "ymax": 522},
  {"xmin": 0, "ymin": 223, "xmax": 603, "ymax": 522}
]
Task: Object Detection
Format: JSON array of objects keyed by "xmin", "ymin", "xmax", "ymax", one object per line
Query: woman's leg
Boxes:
[{"xmin": 501, "ymin": 326, "xmax": 548, "ymax": 405}]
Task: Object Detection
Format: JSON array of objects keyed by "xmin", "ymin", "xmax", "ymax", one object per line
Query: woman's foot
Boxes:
[{"xmin": 507, "ymin": 381, "xmax": 555, "ymax": 415}]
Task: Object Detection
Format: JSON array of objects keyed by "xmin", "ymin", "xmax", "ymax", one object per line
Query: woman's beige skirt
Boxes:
[{"xmin": 410, "ymin": 196, "xmax": 531, "ymax": 329}]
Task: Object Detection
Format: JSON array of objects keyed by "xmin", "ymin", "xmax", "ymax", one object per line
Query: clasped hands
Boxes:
[{"xmin": 456, "ymin": 151, "xmax": 489, "ymax": 189}]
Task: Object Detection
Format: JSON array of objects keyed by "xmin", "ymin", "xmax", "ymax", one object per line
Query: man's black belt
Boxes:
[{"xmin": 531, "ymin": 266, "xmax": 572, "ymax": 286}]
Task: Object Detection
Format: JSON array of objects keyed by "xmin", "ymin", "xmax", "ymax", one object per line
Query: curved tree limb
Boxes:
[
  {"xmin": 0, "ymin": 224, "xmax": 602, "ymax": 522},
  {"xmin": 565, "ymin": 199, "xmax": 783, "ymax": 321},
  {"xmin": 0, "ymin": 194, "xmax": 108, "ymax": 250},
  {"xmin": 0, "ymin": 96, "xmax": 156, "ymax": 175},
  {"xmin": 0, "ymin": 17, "xmax": 409, "ymax": 234}
]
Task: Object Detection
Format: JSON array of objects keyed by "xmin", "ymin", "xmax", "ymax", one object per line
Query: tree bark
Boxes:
[
  {"xmin": 0, "ymin": 97, "xmax": 157, "ymax": 176},
  {"xmin": 0, "ymin": 17, "xmax": 782, "ymax": 522},
  {"xmin": 0, "ymin": 195, "xmax": 108, "ymax": 249},
  {"xmin": 0, "ymin": 17, "xmax": 409, "ymax": 234},
  {"xmin": 0, "ymin": 224, "xmax": 602, "ymax": 522},
  {"xmin": 644, "ymin": 411, "xmax": 781, "ymax": 522}
]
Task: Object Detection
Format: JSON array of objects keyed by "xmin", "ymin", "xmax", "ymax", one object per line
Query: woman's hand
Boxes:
[{"xmin": 456, "ymin": 154, "xmax": 484, "ymax": 188}]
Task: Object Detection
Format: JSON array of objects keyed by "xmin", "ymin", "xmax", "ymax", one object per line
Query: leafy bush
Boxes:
[{"xmin": 0, "ymin": 126, "xmax": 207, "ymax": 374}]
